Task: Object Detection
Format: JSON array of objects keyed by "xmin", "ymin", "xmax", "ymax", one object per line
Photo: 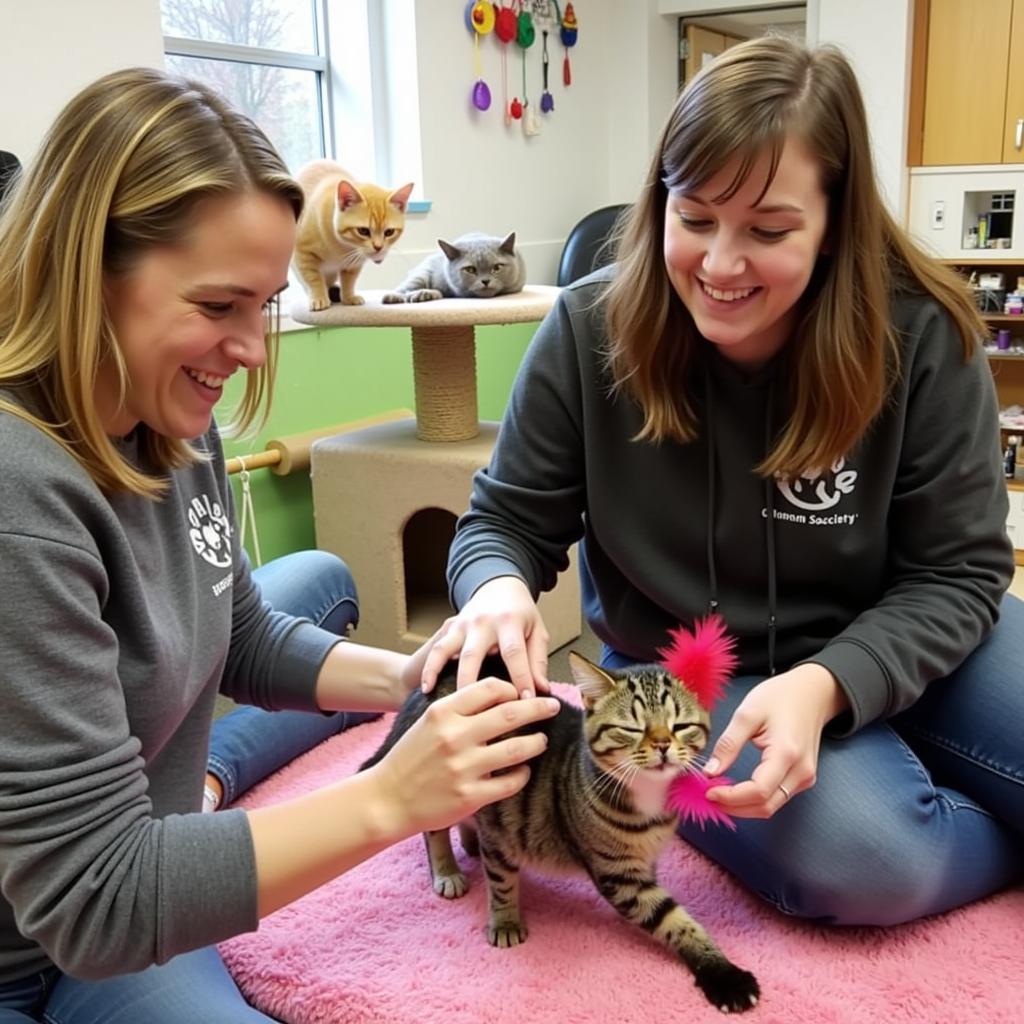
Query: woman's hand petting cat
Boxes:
[
  {"xmin": 420, "ymin": 576, "xmax": 551, "ymax": 699},
  {"xmin": 366, "ymin": 679, "xmax": 560, "ymax": 835},
  {"xmin": 701, "ymin": 663, "xmax": 850, "ymax": 818}
]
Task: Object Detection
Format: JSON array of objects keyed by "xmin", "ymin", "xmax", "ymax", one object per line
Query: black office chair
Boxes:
[
  {"xmin": 556, "ymin": 203, "xmax": 630, "ymax": 286},
  {"xmin": 0, "ymin": 150, "xmax": 21, "ymax": 202}
]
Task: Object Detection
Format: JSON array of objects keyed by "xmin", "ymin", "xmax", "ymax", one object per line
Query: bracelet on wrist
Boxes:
[{"xmin": 202, "ymin": 783, "xmax": 221, "ymax": 813}]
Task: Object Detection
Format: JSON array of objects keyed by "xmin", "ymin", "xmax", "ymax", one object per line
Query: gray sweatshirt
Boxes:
[
  {"xmin": 449, "ymin": 270, "xmax": 1013, "ymax": 735},
  {"xmin": 0, "ymin": 407, "xmax": 340, "ymax": 983}
]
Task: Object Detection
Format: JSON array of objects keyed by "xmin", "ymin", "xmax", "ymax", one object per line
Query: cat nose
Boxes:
[{"xmin": 648, "ymin": 730, "xmax": 671, "ymax": 752}]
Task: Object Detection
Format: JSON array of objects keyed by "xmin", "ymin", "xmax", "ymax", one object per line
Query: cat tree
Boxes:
[{"xmin": 293, "ymin": 286, "xmax": 581, "ymax": 654}]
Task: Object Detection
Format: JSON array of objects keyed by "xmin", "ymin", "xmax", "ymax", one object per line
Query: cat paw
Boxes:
[
  {"xmin": 381, "ymin": 292, "xmax": 407, "ymax": 304},
  {"xmin": 692, "ymin": 961, "xmax": 760, "ymax": 1014},
  {"xmin": 341, "ymin": 295, "xmax": 366, "ymax": 306},
  {"xmin": 309, "ymin": 296, "xmax": 331, "ymax": 312},
  {"xmin": 432, "ymin": 871, "xmax": 468, "ymax": 899},
  {"xmin": 486, "ymin": 921, "xmax": 528, "ymax": 948},
  {"xmin": 408, "ymin": 289, "xmax": 443, "ymax": 303}
]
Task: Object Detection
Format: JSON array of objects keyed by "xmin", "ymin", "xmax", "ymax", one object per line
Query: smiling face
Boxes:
[
  {"xmin": 663, "ymin": 135, "xmax": 829, "ymax": 370},
  {"xmin": 100, "ymin": 190, "xmax": 296, "ymax": 439}
]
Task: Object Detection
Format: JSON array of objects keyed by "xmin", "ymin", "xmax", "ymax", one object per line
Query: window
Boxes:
[
  {"xmin": 162, "ymin": 0, "xmax": 329, "ymax": 175},
  {"xmin": 161, "ymin": 0, "xmax": 426, "ymax": 193}
]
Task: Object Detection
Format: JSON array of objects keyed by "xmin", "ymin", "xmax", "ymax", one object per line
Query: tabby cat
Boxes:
[
  {"xmin": 292, "ymin": 159, "xmax": 413, "ymax": 310},
  {"xmin": 360, "ymin": 652, "xmax": 760, "ymax": 1014},
  {"xmin": 382, "ymin": 231, "xmax": 526, "ymax": 303}
]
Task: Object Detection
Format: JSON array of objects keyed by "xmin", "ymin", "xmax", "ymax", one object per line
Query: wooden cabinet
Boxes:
[
  {"xmin": 1006, "ymin": 6, "xmax": 1024, "ymax": 164},
  {"xmin": 942, "ymin": 258, "xmax": 1024, "ymax": 562},
  {"xmin": 913, "ymin": 0, "xmax": 1024, "ymax": 166}
]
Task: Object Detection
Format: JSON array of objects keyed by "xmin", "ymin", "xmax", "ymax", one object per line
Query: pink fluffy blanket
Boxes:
[{"xmin": 219, "ymin": 710, "xmax": 1024, "ymax": 1024}]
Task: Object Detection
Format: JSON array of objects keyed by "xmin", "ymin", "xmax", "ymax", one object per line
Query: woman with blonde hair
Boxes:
[
  {"xmin": 428, "ymin": 36, "xmax": 1023, "ymax": 924},
  {"xmin": 0, "ymin": 68, "xmax": 559, "ymax": 1021}
]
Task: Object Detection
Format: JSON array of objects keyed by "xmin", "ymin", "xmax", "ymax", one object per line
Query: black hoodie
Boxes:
[{"xmin": 448, "ymin": 268, "xmax": 1013, "ymax": 735}]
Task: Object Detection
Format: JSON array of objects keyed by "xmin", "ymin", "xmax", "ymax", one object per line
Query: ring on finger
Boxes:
[{"xmin": 777, "ymin": 782, "xmax": 792, "ymax": 801}]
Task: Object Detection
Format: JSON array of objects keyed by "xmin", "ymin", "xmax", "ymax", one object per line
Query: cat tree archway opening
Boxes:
[{"xmin": 403, "ymin": 506, "xmax": 458, "ymax": 639}]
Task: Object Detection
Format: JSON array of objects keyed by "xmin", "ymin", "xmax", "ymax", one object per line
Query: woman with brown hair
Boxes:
[
  {"xmin": 0, "ymin": 67, "xmax": 559, "ymax": 1021},
  {"xmin": 429, "ymin": 35, "xmax": 1022, "ymax": 924}
]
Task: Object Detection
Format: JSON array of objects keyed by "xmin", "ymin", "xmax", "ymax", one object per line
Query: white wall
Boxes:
[
  {"xmin": 812, "ymin": 0, "xmax": 914, "ymax": 218},
  {"xmin": 0, "ymin": 0, "xmax": 165, "ymax": 163}
]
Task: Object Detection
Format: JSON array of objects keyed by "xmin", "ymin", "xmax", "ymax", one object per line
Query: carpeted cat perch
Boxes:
[
  {"xmin": 219, "ymin": 697, "xmax": 1024, "ymax": 1024},
  {"xmin": 290, "ymin": 286, "xmax": 560, "ymax": 442}
]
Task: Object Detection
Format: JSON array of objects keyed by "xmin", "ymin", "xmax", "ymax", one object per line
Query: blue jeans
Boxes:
[
  {"xmin": 0, "ymin": 949, "xmax": 273, "ymax": 1023},
  {"xmin": 0, "ymin": 550, "xmax": 371, "ymax": 1021},
  {"xmin": 208, "ymin": 549, "xmax": 377, "ymax": 806},
  {"xmin": 603, "ymin": 593, "xmax": 1024, "ymax": 926}
]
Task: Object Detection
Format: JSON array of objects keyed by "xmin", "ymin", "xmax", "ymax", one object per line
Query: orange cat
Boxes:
[{"xmin": 292, "ymin": 160, "xmax": 413, "ymax": 309}]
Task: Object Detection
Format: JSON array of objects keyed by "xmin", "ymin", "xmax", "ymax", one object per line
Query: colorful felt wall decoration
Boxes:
[
  {"xmin": 559, "ymin": 1, "xmax": 578, "ymax": 85},
  {"xmin": 494, "ymin": 2, "xmax": 517, "ymax": 122},
  {"xmin": 466, "ymin": 0, "xmax": 495, "ymax": 111},
  {"xmin": 540, "ymin": 28, "xmax": 554, "ymax": 112},
  {"xmin": 464, "ymin": 0, "xmax": 580, "ymax": 129},
  {"xmin": 516, "ymin": 4, "xmax": 540, "ymax": 136}
]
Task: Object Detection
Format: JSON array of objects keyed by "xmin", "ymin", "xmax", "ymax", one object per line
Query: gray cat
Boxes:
[{"xmin": 382, "ymin": 231, "xmax": 526, "ymax": 303}]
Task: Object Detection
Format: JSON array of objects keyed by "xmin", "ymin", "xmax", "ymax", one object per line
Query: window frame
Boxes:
[
  {"xmin": 162, "ymin": 0, "xmax": 426, "ymax": 207},
  {"xmin": 163, "ymin": 0, "xmax": 334, "ymax": 163}
]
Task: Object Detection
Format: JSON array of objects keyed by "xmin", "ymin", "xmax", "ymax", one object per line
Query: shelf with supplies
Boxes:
[
  {"xmin": 938, "ymin": 257, "xmax": 1024, "ymax": 379},
  {"xmin": 939, "ymin": 259, "xmax": 1024, "ymax": 564}
]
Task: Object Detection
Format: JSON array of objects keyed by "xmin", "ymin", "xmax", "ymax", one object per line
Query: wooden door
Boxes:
[
  {"xmin": 681, "ymin": 25, "xmax": 741, "ymax": 87},
  {"xmin": 922, "ymin": 0, "xmax": 1013, "ymax": 165},
  {"xmin": 1004, "ymin": 0, "xmax": 1024, "ymax": 163}
]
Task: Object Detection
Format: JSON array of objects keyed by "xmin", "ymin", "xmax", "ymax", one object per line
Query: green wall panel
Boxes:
[{"xmin": 220, "ymin": 321, "xmax": 536, "ymax": 564}]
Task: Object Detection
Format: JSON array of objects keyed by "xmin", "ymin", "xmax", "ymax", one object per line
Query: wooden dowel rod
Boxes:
[
  {"xmin": 225, "ymin": 449, "xmax": 281, "ymax": 475},
  {"xmin": 225, "ymin": 408, "xmax": 414, "ymax": 477}
]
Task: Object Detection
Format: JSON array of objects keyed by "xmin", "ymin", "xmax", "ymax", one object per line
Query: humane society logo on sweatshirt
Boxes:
[
  {"xmin": 765, "ymin": 458, "xmax": 860, "ymax": 527},
  {"xmin": 187, "ymin": 494, "xmax": 234, "ymax": 597}
]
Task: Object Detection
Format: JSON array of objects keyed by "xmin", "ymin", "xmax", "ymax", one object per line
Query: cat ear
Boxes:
[
  {"xmin": 389, "ymin": 182, "xmax": 414, "ymax": 212},
  {"xmin": 499, "ymin": 231, "xmax": 517, "ymax": 255},
  {"xmin": 336, "ymin": 179, "xmax": 364, "ymax": 210},
  {"xmin": 437, "ymin": 238, "xmax": 463, "ymax": 261},
  {"xmin": 568, "ymin": 651, "xmax": 617, "ymax": 708}
]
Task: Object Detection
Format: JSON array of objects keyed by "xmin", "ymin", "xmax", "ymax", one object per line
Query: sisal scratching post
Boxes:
[
  {"xmin": 311, "ymin": 419, "xmax": 581, "ymax": 654},
  {"xmin": 411, "ymin": 324, "xmax": 478, "ymax": 441}
]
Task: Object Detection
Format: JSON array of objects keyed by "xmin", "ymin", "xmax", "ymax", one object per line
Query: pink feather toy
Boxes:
[{"xmin": 658, "ymin": 616, "xmax": 739, "ymax": 829}]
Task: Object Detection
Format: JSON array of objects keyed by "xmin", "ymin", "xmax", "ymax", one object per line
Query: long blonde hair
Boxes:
[
  {"xmin": 604, "ymin": 36, "xmax": 984, "ymax": 478},
  {"xmin": 0, "ymin": 67, "xmax": 303, "ymax": 497}
]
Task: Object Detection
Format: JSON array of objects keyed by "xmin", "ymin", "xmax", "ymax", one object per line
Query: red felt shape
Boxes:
[{"xmin": 495, "ymin": 5, "xmax": 516, "ymax": 42}]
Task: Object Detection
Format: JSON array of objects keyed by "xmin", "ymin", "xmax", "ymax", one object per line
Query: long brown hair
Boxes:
[
  {"xmin": 0, "ymin": 67, "xmax": 303, "ymax": 497},
  {"xmin": 604, "ymin": 35, "xmax": 984, "ymax": 478}
]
